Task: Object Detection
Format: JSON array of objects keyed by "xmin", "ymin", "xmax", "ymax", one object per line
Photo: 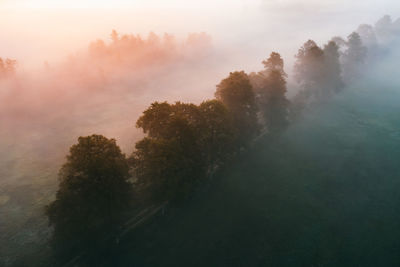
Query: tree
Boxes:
[
  {"xmin": 343, "ymin": 32, "xmax": 367, "ymax": 83},
  {"xmin": 215, "ymin": 71, "xmax": 259, "ymax": 146},
  {"xmin": 255, "ymin": 52, "xmax": 289, "ymax": 133},
  {"xmin": 294, "ymin": 40, "xmax": 325, "ymax": 101},
  {"xmin": 132, "ymin": 136, "xmax": 203, "ymax": 201},
  {"xmin": 0, "ymin": 57, "xmax": 17, "ymax": 78},
  {"xmin": 356, "ymin": 24, "xmax": 379, "ymax": 61},
  {"xmin": 323, "ymin": 41, "xmax": 344, "ymax": 94},
  {"xmin": 292, "ymin": 40, "xmax": 326, "ymax": 118},
  {"xmin": 357, "ymin": 24, "xmax": 378, "ymax": 49},
  {"xmin": 136, "ymin": 101, "xmax": 202, "ymax": 140},
  {"xmin": 262, "ymin": 52, "xmax": 285, "ymax": 74},
  {"xmin": 132, "ymin": 100, "xmax": 238, "ymax": 200},
  {"xmin": 46, "ymin": 135, "xmax": 133, "ymax": 260},
  {"xmin": 133, "ymin": 102, "xmax": 205, "ymax": 201},
  {"xmin": 198, "ymin": 100, "xmax": 236, "ymax": 170},
  {"xmin": 294, "ymin": 39, "xmax": 344, "ymax": 106}
]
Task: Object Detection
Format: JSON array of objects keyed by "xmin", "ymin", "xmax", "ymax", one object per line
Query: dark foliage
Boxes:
[
  {"xmin": 132, "ymin": 100, "xmax": 235, "ymax": 201},
  {"xmin": 250, "ymin": 52, "xmax": 289, "ymax": 133},
  {"xmin": 215, "ymin": 71, "xmax": 259, "ymax": 146},
  {"xmin": 46, "ymin": 135, "xmax": 133, "ymax": 260}
]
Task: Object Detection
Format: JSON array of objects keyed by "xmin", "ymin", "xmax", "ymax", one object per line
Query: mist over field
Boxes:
[
  {"xmin": 1, "ymin": 1, "xmax": 400, "ymax": 266},
  {"xmin": 0, "ymin": 32, "xmax": 223, "ymax": 264}
]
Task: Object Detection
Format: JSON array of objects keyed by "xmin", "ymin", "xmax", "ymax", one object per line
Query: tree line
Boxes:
[
  {"xmin": 45, "ymin": 15, "xmax": 397, "ymax": 263},
  {"xmin": 88, "ymin": 30, "xmax": 212, "ymax": 68},
  {"xmin": 46, "ymin": 51, "xmax": 290, "ymax": 262}
]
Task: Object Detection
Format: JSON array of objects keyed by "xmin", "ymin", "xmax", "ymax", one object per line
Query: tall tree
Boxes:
[
  {"xmin": 259, "ymin": 52, "xmax": 289, "ymax": 132},
  {"xmin": 343, "ymin": 32, "xmax": 367, "ymax": 83},
  {"xmin": 293, "ymin": 39, "xmax": 343, "ymax": 103},
  {"xmin": 132, "ymin": 100, "xmax": 238, "ymax": 200},
  {"xmin": 46, "ymin": 135, "xmax": 133, "ymax": 260},
  {"xmin": 262, "ymin": 52, "xmax": 285, "ymax": 74},
  {"xmin": 294, "ymin": 40, "xmax": 325, "ymax": 101},
  {"xmin": 323, "ymin": 41, "xmax": 344, "ymax": 95},
  {"xmin": 215, "ymin": 71, "xmax": 259, "ymax": 146}
]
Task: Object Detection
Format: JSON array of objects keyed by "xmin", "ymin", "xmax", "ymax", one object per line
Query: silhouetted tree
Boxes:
[
  {"xmin": 215, "ymin": 71, "xmax": 259, "ymax": 146},
  {"xmin": 133, "ymin": 102, "xmax": 205, "ymax": 201},
  {"xmin": 198, "ymin": 100, "xmax": 236, "ymax": 170},
  {"xmin": 132, "ymin": 99, "xmax": 239, "ymax": 200},
  {"xmin": 136, "ymin": 101, "xmax": 202, "ymax": 140},
  {"xmin": 132, "ymin": 136, "xmax": 203, "ymax": 201},
  {"xmin": 253, "ymin": 52, "xmax": 289, "ymax": 133},
  {"xmin": 46, "ymin": 135, "xmax": 133, "ymax": 260}
]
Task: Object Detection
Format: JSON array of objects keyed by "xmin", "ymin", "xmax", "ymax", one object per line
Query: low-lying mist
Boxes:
[
  {"xmin": 1, "ymin": 8, "xmax": 400, "ymax": 266},
  {"xmin": 0, "ymin": 31, "xmax": 233, "ymax": 264},
  {"xmin": 1, "ymin": 31, "xmax": 219, "ymax": 182}
]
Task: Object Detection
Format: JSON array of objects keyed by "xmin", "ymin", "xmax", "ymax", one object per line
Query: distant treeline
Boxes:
[
  {"xmin": 44, "ymin": 15, "xmax": 400, "ymax": 264},
  {"xmin": 89, "ymin": 30, "xmax": 212, "ymax": 66}
]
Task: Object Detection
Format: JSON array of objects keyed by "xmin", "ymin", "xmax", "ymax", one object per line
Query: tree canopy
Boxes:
[
  {"xmin": 132, "ymin": 99, "xmax": 238, "ymax": 201},
  {"xmin": 46, "ymin": 135, "xmax": 133, "ymax": 259},
  {"xmin": 215, "ymin": 71, "xmax": 259, "ymax": 145},
  {"xmin": 293, "ymin": 38, "xmax": 345, "ymax": 109},
  {"xmin": 343, "ymin": 32, "xmax": 367, "ymax": 83},
  {"xmin": 250, "ymin": 52, "xmax": 289, "ymax": 133},
  {"xmin": 294, "ymin": 40, "xmax": 325, "ymax": 99}
]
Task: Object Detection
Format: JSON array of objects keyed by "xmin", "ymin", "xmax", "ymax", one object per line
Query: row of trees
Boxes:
[
  {"xmin": 45, "ymin": 18, "xmax": 381, "ymax": 261},
  {"xmin": 88, "ymin": 30, "xmax": 212, "ymax": 67},
  {"xmin": 290, "ymin": 31, "xmax": 368, "ymax": 114},
  {"xmin": 357, "ymin": 15, "xmax": 400, "ymax": 49},
  {"xmin": 297, "ymin": 14, "xmax": 400, "ymax": 102},
  {"xmin": 46, "ymin": 52, "xmax": 290, "ymax": 262}
]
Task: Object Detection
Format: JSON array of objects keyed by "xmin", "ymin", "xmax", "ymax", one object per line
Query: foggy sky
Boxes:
[{"xmin": 1, "ymin": 0, "xmax": 399, "ymax": 71}]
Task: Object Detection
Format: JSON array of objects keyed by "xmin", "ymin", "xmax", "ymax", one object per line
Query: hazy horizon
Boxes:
[{"xmin": 2, "ymin": 0, "xmax": 400, "ymax": 70}]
